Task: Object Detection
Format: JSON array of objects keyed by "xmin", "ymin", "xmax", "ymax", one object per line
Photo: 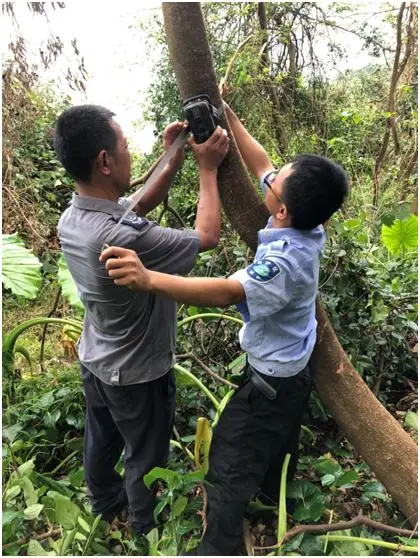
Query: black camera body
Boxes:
[{"xmin": 183, "ymin": 94, "xmax": 221, "ymax": 144}]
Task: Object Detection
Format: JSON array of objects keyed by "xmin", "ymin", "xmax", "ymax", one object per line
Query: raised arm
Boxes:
[
  {"xmin": 134, "ymin": 121, "xmax": 186, "ymax": 216},
  {"xmin": 190, "ymin": 126, "xmax": 230, "ymax": 251},
  {"xmin": 224, "ymin": 103, "xmax": 274, "ymax": 179}
]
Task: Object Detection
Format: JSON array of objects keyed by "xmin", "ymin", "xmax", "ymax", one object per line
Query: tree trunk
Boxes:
[{"xmin": 162, "ymin": 2, "xmax": 418, "ymax": 527}]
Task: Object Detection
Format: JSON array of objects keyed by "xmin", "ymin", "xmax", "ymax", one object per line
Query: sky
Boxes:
[{"xmin": 2, "ymin": 2, "xmax": 398, "ymax": 154}]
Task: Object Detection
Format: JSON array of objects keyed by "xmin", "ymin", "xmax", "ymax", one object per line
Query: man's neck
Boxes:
[
  {"xmin": 76, "ymin": 181, "xmax": 119, "ymax": 202},
  {"xmin": 270, "ymin": 216, "xmax": 292, "ymax": 229}
]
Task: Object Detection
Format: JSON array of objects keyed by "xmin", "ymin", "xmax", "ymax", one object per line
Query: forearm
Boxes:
[
  {"xmin": 147, "ymin": 272, "xmax": 243, "ymax": 307},
  {"xmin": 134, "ymin": 158, "xmax": 183, "ymax": 216},
  {"xmin": 194, "ymin": 168, "xmax": 221, "ymax": 250},
  {"xmin": 224, "ymin": 104, "xmax": 273, "ymax": 178}
]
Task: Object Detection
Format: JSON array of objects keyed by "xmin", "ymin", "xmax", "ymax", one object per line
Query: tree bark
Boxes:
[{"xmin": 162, "ymin": 2, "xmax": 418, "ymax": 527}]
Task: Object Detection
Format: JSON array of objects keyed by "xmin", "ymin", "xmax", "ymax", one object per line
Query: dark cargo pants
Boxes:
[
  {"xmin": 198, "ymin": 364, "xmax": 312, "ymax": 556},
  {"xmin": 81, "ymin": 365, "xmax": 176, "ymax": 534}
]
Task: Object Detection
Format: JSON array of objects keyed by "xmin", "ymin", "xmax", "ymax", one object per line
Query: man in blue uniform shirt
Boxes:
[{"xmin": 100, "ymin": 102, "xmax": 349, "ymax": 555}]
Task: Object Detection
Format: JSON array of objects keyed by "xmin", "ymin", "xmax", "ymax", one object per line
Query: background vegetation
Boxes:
[{"xmin": 2, "ymin": 2, "xmax": 418, "ymax": 555}]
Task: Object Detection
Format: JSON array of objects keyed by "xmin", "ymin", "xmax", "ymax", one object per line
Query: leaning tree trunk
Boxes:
[{"xmin": 162, "ymin": 2, "xmax": 418, "ymax": 526}]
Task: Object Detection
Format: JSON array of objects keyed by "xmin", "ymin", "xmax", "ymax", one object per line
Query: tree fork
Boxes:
[{"xmin": 162, "ymin": 2, "xmax": 418, "ymax": 526}]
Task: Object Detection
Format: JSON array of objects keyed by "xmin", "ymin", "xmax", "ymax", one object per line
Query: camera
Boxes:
[{"xmin": 183, "ymin": 94, "xmax": 221, "ymax": 144}]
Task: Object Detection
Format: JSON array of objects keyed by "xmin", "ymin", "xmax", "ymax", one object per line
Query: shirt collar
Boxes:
[
  {"xmin": 258, "ymin": 217, "xmax": 325, "ymax": 246},
  {"xmin": 70, "ymin": 193, "xmax": 126, "ymax": 216}
]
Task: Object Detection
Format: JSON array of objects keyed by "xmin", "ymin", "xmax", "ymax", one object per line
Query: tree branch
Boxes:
[{"xmin": 255, "ymin": 511, "xmax": 418, "ymax": 551}]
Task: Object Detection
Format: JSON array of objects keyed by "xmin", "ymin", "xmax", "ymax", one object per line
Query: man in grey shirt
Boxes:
[{"xmin": 54, "ymin": 104, "xmax": 229, "ymax": 537}]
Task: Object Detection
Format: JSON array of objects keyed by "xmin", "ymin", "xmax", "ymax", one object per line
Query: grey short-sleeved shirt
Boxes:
[{"xmin": 58, "ymin": 194, "xmax": 200, "ymax": 385}]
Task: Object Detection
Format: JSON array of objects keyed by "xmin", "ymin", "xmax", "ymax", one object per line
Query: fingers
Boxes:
[{"xmin": 100, "ymin": 246, "xmax": 135, "ymax": 262}]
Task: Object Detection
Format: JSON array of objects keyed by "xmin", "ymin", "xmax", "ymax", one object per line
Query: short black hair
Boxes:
[
  {"xmin": 282, "ymin": 154, "xmax": 349, "ymax": 230},
  {"xmin": 53, "ymin": 105, "xmax": 117, "ymax": 182}
]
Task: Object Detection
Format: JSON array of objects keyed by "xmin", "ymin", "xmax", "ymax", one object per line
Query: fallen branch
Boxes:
[
  {"xmin": 2, "ymin": 527, "xmax": 62, "ymax": 550},
  {"xmin": 177, "ymin": 352, "xmax": 238, "ymax": 389},
  {"xmin": 255, "ymin": 511, "xmax": 418, "ymax": 551}
]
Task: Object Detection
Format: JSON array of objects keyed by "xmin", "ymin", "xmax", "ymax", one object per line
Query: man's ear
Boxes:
[
  {"xmin": 275, "ymin": 203, "xmax": 288, "ymax": 222},
  {"xmin": 97, "ymin": 149, "xmax": 111, "ymax": 176}
]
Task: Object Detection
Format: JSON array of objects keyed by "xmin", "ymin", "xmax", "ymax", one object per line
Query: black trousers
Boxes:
[
  {"xmin": 81, "ymin": 365, "xmax": 176, "ymax": 534},
  {"xmin": 198, "ymin": 364, "xmax": 312, "ymax": 556}
]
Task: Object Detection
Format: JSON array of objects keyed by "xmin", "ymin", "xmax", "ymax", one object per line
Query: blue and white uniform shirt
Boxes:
[{"xmin": 229, "ymin": 174, "xmax": 327, "ymax": 377}]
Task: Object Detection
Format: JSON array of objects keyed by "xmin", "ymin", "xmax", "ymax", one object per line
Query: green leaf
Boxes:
[
  {"xmin": 404, "ymin": 410, "xmax": 418, "ymax": 431},
  {"xmin": 381, "ymin": 215, "xmax": 418, "ymax": 256},
  {"xmin": 28, "ymin": 539, "xmax": 56, "ymax": 556},
  {"xmin": 2, "ymin": 510, "xmax": 24, "ymax": 526},
  {"xmin": 21, "ymin": 476, "xmax": 38, "ymax": 506},
  {"xmin": 77, "ymin": 515, "xmax": 91, "ymax": 533},
  {"xmin": 321, "ymin": 474, "xmax": 336, "ymax": 487},
  {"xmin": 227, "ymin": 353, "xmax": 246, "ymax": 375},
  {"xmin": 371, "ymin": 300, "xmax": 389, "ymax": 323},
  {"xmin": 5, "ymin": 485, "xmax": 21, "ymax": 500},
  {"xmin": 335, "ymin": 469, "xmax": 359, "ymax": 487},
  {"xmin": 287, "ymin": 480, "xmax": 327, "ymax": 522},
  {"xmin": 144, "ymin": 466, "xmax": 178, "ymax": 490},
  {"xmin": 24, "ymin": 503, "xmax": 44, "ymax": 520},
  {"xmin": 57, "ymin": 254, "xmax": 84, "ymax": 312},
  {"xmin": 172, "ymin": 495, "xmax": 188, "ymax": 518},
  {"xmin": 2, "ymin": 233, "xmax": 42, "ymax": 299},
  {"xmin": 396, "ymin": 536, "xmax": 418, "ymax": 548},
  {"xmin": 314, "ymin": 456, "xmax": 342, "ymax": 477},
  {"xmin": 69, "ymin": 467, "xmax": 85, "ymax": 487},
  {"xmin": 47, "ymin": 491, "xmax": 81, "ymax": 529}
]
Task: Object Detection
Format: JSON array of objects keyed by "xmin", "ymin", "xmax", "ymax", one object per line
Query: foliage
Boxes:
[
  {"xmin": 2, "ymin": 234, "xmax": 43, "ymax": 299},
  {"xmin": 2, "ymin": 2, "xmax": 418, "ymax": 556}
]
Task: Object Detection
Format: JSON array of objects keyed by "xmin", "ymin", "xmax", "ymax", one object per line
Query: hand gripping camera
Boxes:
[{"xmin": 183, "ymin": 94, "xmax": 221, "ymax": 144}]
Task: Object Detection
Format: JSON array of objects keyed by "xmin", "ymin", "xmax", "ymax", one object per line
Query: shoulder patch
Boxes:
[{"xmin": 246, "ymin": 258, "xmax": 281, "ymax": 283}]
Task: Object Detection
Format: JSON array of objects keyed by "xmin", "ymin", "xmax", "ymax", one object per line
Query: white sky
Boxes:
[{"xmin": 2, "ymin": 2, "xmax": 398, "ymax": 154}]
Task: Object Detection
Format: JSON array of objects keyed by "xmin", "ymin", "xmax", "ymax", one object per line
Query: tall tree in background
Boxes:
[{"xmin": 162, "ymin": 2, "xmax": 417, "ymax": 526}]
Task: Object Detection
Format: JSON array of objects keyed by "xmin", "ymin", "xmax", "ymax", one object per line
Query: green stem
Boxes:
[
  {"xmin": 170, "ymin": 440, "xmax": 194, "ymax": 461},
  {"xmin": 3, "ymin": 317, "xmax": 83, "ymax": 377},
  {"xmin": 177, "ymin": 313, "xmax": 243, "ymax": 329},
  {"xmin": 319, "ymin": 535, "xmax": 418, "ymax": 553},
  {"xmin": 44, "ymin": 450, "xmax": 79, "ymax": 477},
  {"xmin": 174, "ymin": 364, "xmax": 220, "ymax": 410},
  {"xmin": 277, "ymin": 453, "xmax": 291, "ymax": 555}
]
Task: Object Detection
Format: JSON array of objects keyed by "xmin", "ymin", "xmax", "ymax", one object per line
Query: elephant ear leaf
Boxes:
[
  {"xmin": 57, "ymin": 254, "xmax": 84, "ymax": 313},
  {"xmin": 381, "ymin": 215, "xmax": 418, "ymax": 256},
  {"xmin": 2, "ymin": 233, "xmax": 42, "ymax": 299}
]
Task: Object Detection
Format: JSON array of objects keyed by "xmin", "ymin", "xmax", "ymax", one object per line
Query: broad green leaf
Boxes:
[
  {"xmin": 404, "ymin": 410, "xmax": 418, "ymax": 431},
  {"xmin": 28, "ymin": 539, "xmax": 56, "ymax": 556},
  {"xmin": 18, "ymin": 459, "xmax": 35, "ymax": 477},
  {"xmin": 24, "ymin": 503, "xmax": 44, "ymax": 520},
  {"xmin": 57, "ymin": 254, "xmax": 84, "ymax": 312},
  {"xmin": 321, "ymin": 474, "xmax": 336, "ymax": 487},
  {"xmin": 287, "ymin": 480, "xmax": 327, "ymax": 521},
  {"xmin": 172, "ymin": 495, "xmax": 188, "ymax": 518},
  {"xmin": 5, "ymin": 485, "xmax": 21, "ymax": 500},
  {"xmin": 335, "ymin": 469, "xmax": 359, "ymax": 487},
  {"xmin": 21, "ymin": 476, "xmax": 38, "ymax": 506},
  {"xmin": 314, "ymin": 456, "xmax": 342, "ymax": 477},
  {"xmin": 2, "ymin": 233, "xmax": 42, "ymax": 299},
  {"xmin": 144, "ymin": 466, "xmax": 178, "ymax": 490},
  {"xmin": 2, "ymin": 510, "xmax": 24, "ymax": 526},
  {"xmin": 47, "ymin": 491, "xmax": 80, "ymax": 529},
  {"xmin": 381, "ymin": 215, "xmax": 418, "ymax": 256}
]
